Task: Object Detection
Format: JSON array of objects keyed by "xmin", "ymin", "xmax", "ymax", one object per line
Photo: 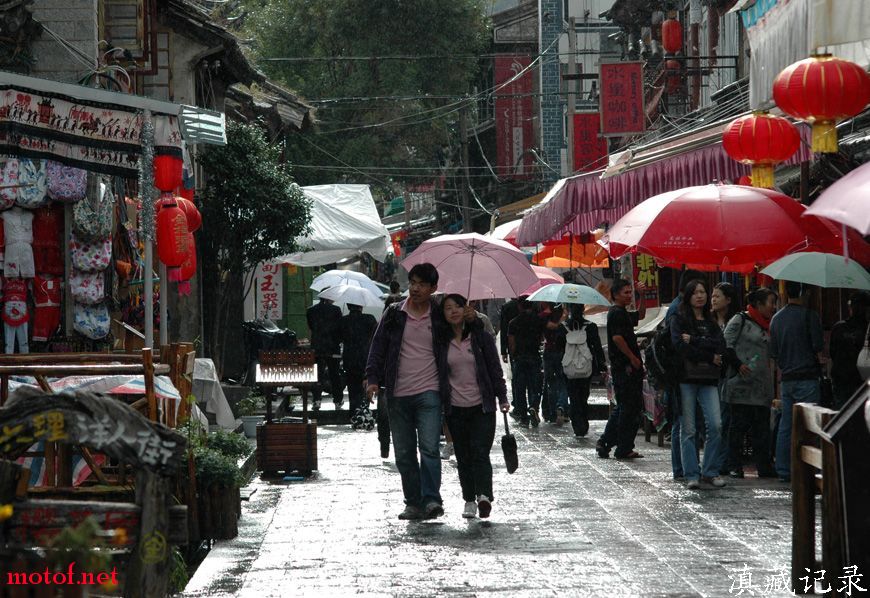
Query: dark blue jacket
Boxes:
[
  {"xmin": 437, "ymin": 320, "xmax": 509, "ymax": 416},
  {"xmin": 365, "ymin": 299, "xmax": 450, "ymax": 401}
]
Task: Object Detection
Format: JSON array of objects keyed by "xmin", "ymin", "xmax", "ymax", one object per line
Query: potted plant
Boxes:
[
  {"xmin": 193, "ymin": 446, "xmax": 246, "ymax": 540},
  {"xmin": 235, "ymin": 391, "xmax": 265, "ymax": 438}
]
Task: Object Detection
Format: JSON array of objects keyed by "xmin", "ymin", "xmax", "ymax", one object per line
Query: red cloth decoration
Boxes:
[
  {"xmin": 722, "ymin": 112, "xmax": 800, "ymax": 188},
  {"xmin": 746, "ymin": 304, "xmax": 770, "ymax": 332},
  {"xmin": 156, "ymin": 197, "xmax": 190, "ymax": 267},
  {"xmin": 773, "ymin": 54, "xmax": 870, "ymax": 153},
  {"xmin": 665, "ymin": 59, "xmax": 681, "ymax": 94},
  {"xmin": 661, "ymin": 19, "xmax": 683, "ymax": 54},
  {"xmin": 153, "ymin": 155, "xmax": 183, "ymax": 192}
]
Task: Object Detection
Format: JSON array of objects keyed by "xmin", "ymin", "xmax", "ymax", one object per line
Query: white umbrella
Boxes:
[
  {"xmin": 319, "ymin": 284, "xmax": 385, "ymax": 308},
  {"xmin": 760, "ymin": 252, "xmax": 870, "ymax": 290},
  {"xmin": 310, "ymin": 269, "xmax": 382, "ymax": 295}
]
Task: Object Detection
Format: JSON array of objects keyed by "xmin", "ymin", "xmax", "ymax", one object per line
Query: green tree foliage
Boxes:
[
  {"xmin": 198, "ymin": 120, "xmax": 311, "ymax": 374},
  {"xmin": 244, "ymin": 0, "xmax": 490, "ymax": 188}
]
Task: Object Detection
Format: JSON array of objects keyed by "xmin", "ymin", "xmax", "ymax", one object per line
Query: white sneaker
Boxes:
[
  {"xmin": 704, "ymin": 476, "xmax": 727, "ymax": 488},
  {"xmin": 686, "ymin": 480, "xmax": 701, "ymax": 490},
  {"xmin": 462, "ymin": 501, "xmax": 477, "ymax": 518},
  {"xmin": 440, "ymin": 443, "xmax": 454, "ymax": 460}
]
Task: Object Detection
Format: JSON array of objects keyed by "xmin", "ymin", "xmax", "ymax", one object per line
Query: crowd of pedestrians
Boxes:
[{"xmin": 306, "ymin": 261, "xmax": 869, "ymax": 518}]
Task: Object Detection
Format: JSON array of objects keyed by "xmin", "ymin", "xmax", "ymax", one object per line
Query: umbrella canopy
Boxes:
[
  {"xmin": 526, "ymin": 283, "xmax": 611, "ymax": 306},
  {"xmin": 489, "ymin": 220, "xmax": 521, "ymax": 246},
  {"xmin": 318, "ymin": 284, "xmax": 385, "ymax": 307},
  {"xmin": 310, "ymin": 270, "xmax": 382, "ymax": 295},
  {"xmin": 601, "ymin": 184, "xmax": 870, "ymax": 272},
  {"xmin": 760, "ymin": 252, "xmax": 870, "ymax": 290},
  {"xmin": 521, "ymin": 266, "xmax": 565, "ymax": 295},
  {"xmin": 401, "ymin": 233, "xmax": 538, "ymax": 300},
  {"xmin": 804, "ymin": 161, "xmax": 870, "ymax": 235}
]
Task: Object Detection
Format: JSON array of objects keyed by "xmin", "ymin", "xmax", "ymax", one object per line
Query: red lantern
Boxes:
[
  {"xmin": 156, "ymin": 198, "xmax": 190, "ymax": 266},
  {"xmin": 179, "ymin": 187, "xmax": 194, "ymax": 201},
  {"xmin": 665, "ymin": 59, "xmax": 681, "ymax": 94},
  {"xmin": 153, "ymin": 155, "xmax": 183, "ymax": 192},
  {"xmin": 661, "ymin": 19, "xmax": 683, "ymax": 55},
  {"xmin": 722, "ymin": 111, "xmax": 800, "ymax": 188},
  {"xmin": 155, "ymin": 196, "xmax": 201, "ymax": 232},
  {"xmin": 170, "ymin": 233, "xmax": 197, "ymax": 295},
  {"xmin": 773, "ymin": 54, "xmax": 870, "ymax": 153}
]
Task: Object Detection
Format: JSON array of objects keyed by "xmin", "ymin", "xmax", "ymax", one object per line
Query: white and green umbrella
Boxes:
[
  {"xmin": 526, "ymin": 283, "xmax": 611, "ymax": 306},
  {"xmin": 760, "ymin": 252, "xmax": 870, "ymax": 290}
]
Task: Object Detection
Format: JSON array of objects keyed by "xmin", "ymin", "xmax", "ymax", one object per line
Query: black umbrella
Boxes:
[{"xmin": 501, "ymin": 412, "xmax": 518, "ymax": 474}]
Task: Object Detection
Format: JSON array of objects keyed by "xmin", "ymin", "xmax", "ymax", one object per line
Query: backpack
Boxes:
[
  {"xmin": 644, "ymin": 319, "xmax": 680, "ymax": 391},
  {"xmin": 561, "ymin": 322, "xmax": 594, "ymax": 379}
]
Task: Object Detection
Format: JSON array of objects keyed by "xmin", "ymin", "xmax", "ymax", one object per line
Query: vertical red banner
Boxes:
[
  {"xmin": 573, "ymin": 113, "xmax": 608, "ymax": 172},
  {"xmin": 494, "ymin": 55, "xmax": 534, "ymax": 179},
  {"xmin": 599, "ymin": 62, "xmax": 645, "ymax": 136},
  {"xmin": 633, "ymin": 253, "xmax": 660, "ymax": 308}
]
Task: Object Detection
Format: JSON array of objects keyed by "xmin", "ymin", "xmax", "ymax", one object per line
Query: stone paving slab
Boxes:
[{"xmin": 183, "ymin": 418, "xmax": 797, "ymax": 598}]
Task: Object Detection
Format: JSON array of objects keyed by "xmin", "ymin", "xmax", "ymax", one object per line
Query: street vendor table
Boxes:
[{"xmin": 254, "ymin": 351, "xmax": 319, "ymax": 474}]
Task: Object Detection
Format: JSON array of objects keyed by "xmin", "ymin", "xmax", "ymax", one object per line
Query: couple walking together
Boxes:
[{"xmin": 365, "ymin": 263, "xmax": 509, "ymax": 520}]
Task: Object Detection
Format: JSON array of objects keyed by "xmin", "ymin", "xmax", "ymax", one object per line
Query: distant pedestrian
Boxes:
[
  {"xmin": 769, "ymin": 281, "xmax": 824, "ymax": 483},
  {"xmin": 711, "ymin": 282, "xmax": 741, "ymax": 475},
  {"xmin": 340, "ymin": 303, "xmax": 378, "ymax": 425},
  {"xmin": 671, "ymin": 279, "xmax": 727, "ymax": 489},
  {"xmin": 722, "ymin": 287, "xmax": 777, "ymax": 479},
  {"xmin": 541, "ymin": 303, "xmax": 567, "ymax": 423},
  {"xmin": 383, "ymin": 280, "xmax": 403, "ymax": 309},
  {"xmin": 307, "ymin": 294, "xmax": 344, "ymax": 411},
  {"xmin": 829, "ymin": 291, "xmax": 870, "ymax": 408},
  {"xmin": 499, "ymin": 296, "xmax": 521, "ymax": 413},
  {"xmin": 366, "ymin": 263, "xmax": 449, "ymax": 520},
  {"xmin": 559, "ymin": 303, "xmax": 606, "ymax": 437},
  {"xmin": 507, "ymin": 299, "xmax": 544, "ymax": 426},
  {"xmin": 468, "ymin": 299, "xmax": 496, "ymax": 336},
  {"xmin": 596, "ymin": 279, "xmax": 645, "ymax": 460},
  {"xmin": 438, "ymin": 294, "xmax": 509, "ymax": 519}
]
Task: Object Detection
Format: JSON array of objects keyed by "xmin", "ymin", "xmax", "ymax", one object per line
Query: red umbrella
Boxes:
[{"xmin": 601, "ymin": 184, "xmax": 870, "ymax": 272}]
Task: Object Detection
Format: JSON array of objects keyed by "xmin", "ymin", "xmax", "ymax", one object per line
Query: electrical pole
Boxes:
[
  {"xmin": 459, "ymin": 103, "xmax": 472, "ymax": 233},
  {"xmin": 566, "ymin": 16, "xmax": 577, "ymax": 174}
]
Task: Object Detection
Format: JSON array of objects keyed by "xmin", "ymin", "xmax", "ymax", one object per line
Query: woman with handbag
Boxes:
[
  {"xmin": 438, "ymin": 294, "xmax": 510, "ymax": 519},
  {"xmin": 671, "ymin": 279, "xmax": 727, "ymax": 490},
  {"xmin": 722, "ymin": 288, "xmax": 778, "ymax": 479}
]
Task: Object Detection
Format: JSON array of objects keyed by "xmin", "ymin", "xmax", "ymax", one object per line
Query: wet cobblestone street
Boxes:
[{"xmin": 184, "ymin": 412, "xmax": 796, "ymax": 597}]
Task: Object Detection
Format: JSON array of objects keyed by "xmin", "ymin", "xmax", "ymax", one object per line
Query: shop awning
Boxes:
[{"xmin": 515, "ymin": 118, "xmax": 813, "ymax": 246}]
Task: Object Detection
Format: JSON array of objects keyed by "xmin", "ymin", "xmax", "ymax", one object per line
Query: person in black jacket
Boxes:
[
  {"xmin": 829, "ymin": 291, "xmax": 870, "ymax": 409},
  {"xmin": 438, "ymin": 293, "xmax": 509, "ymax": 519},
  {"xmin": 307, "ymin": 296, "xmax": 343, "ymax": 411},
  {"xmin": 558, "ymin": 303, "xmax": 607, "ymax": 437},
  {"xmin": 670, "ymin": 279, "xmax": 727, "ymax": 490},
  {"xmin": 340, "ymin": 303, "xmax": 378, "ymax": 421}
]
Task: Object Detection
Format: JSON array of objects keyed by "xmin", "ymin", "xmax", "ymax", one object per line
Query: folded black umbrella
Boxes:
[{"xmin": 501, "ymin": 412, "xmax": 518, "ymax": 474}]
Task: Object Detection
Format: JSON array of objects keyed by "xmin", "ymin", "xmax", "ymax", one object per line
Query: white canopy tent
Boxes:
[{"xmin": 276, "ymin": 184, "xmax": 392, "ymax": 266}]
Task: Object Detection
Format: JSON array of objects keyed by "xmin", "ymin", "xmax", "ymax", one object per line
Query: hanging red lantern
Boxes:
[
  {"xmin": 179, "ymin": 187, "xmax": 194, "ymax": 201},
  {"xmin": 170, "ymin": 233, "xmax": 197, "ymax": 295},
  {"xmin": 661, "ymin": 18, "xmax": 683, "ymax": 55},
  {"xmin": 156, "ymin": 197, "xmax": 190, "ymax": 266},
  {"xmin": 153, "ymin": 155, "xmax": 183, "ymax": 192},
  {"xmin": 722, "ymin": 111, "xmax": 800, "ymax": 188},
  {"xmin": 665, "ymin": 59, "xmax": 681, "ymax": 94},
  {"xmin": 155, "ymin": 196, "xmax": 201, "ymax": 232},
  {"xmin": 773, "ymin": 54, "xmax": 870, "ymax": 153}
]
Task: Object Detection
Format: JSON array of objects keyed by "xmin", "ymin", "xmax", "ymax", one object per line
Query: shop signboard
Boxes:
[
  {"xmin": 633, "ymin": 253, "xmax": 660, "ymax": 307},
  {"xmin": 494, "ymin": 55, "xmax": 534, "ymax": 178},
  {"xmin": 599, "ymin": 62, "xmax": 645, "ymax": 136},
  {"xmin": 256, "ymin": 261, "xmax": 283, "ymax": 321},
  {"xmin": 573, "ymin": 112, "xmax": 608, "ymax": 172}
]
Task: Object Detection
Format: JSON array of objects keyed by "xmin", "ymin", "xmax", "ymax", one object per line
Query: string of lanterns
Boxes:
[{"xmin": 152, "ymin": 154, "xmax": 200, "ymax": 295}]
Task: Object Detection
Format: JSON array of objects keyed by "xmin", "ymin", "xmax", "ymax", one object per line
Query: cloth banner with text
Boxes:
[{"xmin": 256, "ymin": 262, "xmax": 284, "ymax": 321}]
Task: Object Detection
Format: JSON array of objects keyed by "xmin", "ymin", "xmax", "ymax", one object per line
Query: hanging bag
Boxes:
[
  {"xmin": 70, "ymin": 230, "xmax": 112, "ymax": 272},
  {"xmin": 0, "ymin": 158, "xmax": 19, "ymax": 210},
  {"xmin": 73, "ymin": 302, "xmax": 110, "ymax": 340},
  {"xmin": 45, "ymin": 160, "xmax": 87, "ymax": 203},
  {"xmin": 73, "ymin": 177, "xmax": 114, "ymax": 240},
  {"xmin": 70, "ymin": 269, "xmax": 106, "ymax": 305},
  {"xmin": 15, "ymin": 158, "xmax": 48, "ymax": 208},
  {"xmin": 858, "ymin": 322, "xmax": 870, "ymax": 381}
]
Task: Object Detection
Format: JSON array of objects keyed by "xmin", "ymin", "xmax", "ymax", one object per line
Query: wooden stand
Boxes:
[{"xmin": 254, "ymin": 350, "xmax": 319, "ymax": 475}]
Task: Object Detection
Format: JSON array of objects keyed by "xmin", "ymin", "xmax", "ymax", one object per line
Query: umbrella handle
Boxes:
[{"xmin": 503, "ymin": 411, "xmax": 510, "ymax": 435}]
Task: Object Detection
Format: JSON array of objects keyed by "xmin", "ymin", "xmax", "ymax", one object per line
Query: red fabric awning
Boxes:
[{"xmin": 515, "ymin": 125, "xmax": 813, "ymax": 246}]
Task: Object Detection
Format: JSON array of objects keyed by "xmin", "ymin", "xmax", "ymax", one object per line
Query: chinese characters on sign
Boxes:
[
  {"xmin": 494, "ymin": 55, "xmax": 534, "ymax": 178},
  {"xmin": 599, "ymin": 62, "xmax": 645, "ymax": 136},
  {"xmin": 572, "ymin": 113, "xmax": 608, "ymax": 173},
  {"xmin": 256, "ymin": 261, "xmax": 284, "ymax": 321},
  {"xmin": 633, "ymin": 254, "xmax": 660, "ymax": 307}
]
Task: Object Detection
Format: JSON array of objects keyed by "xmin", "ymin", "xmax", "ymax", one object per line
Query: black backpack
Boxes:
[{"xmin": 644, "ymin": 318, "xmax": 680, "ymax": 391}]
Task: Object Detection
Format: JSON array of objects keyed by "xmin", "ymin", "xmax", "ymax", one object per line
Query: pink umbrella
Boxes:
[
  {"xmin": 521, "ymin": 266, "xmax": 564, "ymax": 295},
  {"xmin": 804, "ymin": 161, "xmax": 870, "ymax": 235},
  {"xmin": 401, "ymin": 233, "xmax": 538, "ymax": 300},
  {"xmin": 489, "ymin": 220, "xmax": 522, "ymax": 246}
]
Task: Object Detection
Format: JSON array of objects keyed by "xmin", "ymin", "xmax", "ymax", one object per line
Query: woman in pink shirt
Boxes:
[{"xmin": 439, "ymin": 294, "xmax": 509, "ymax": 519}]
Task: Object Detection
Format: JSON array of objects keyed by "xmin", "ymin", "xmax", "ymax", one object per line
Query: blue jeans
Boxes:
[
  {"xmin": 512, "ymin": 354, "xmax": 542, "ymax": 414},
  {"xmin": 667, "ymin": 389, "xmax": 683, "ymax": 477},
  {"xmin": 775, "ymin": 379, "xmax": 820, "ymax": 479},
  {"xmin": 389, "ymin": 390, "xmax": 443, "ymax": 507},
  {"xmin": 679, "ymin": 383, "xmax": 723, "ymax": 481},
  {"xmin": 543, "ymin": 351, "xmax": 568, "ymax": 418}
]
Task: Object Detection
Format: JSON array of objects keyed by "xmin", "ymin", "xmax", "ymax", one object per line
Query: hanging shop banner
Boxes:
[
  {"xmin": 633, "ymin": 253, "xmax": 660, "ymax": 308},
  {"xmin": 494, "ymin": 55, "xmax": 534, "ymax": 178},
  {"xmin": 0, "ymin": 84, "xmax": 183, "ymax": 177},
  {"xmin": 256, "ymin": 261, "xmax": 284, "ymax": 321},
  {"xmin": 573, "ymin": 112, "xmax": 608, "ymax": 173},
  {"xmin": 599, "ymin": 62, "xmax": 645, "ymax": 136}
]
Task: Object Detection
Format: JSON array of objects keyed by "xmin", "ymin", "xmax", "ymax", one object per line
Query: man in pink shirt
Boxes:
[{"xmin": 366, "ymin": 263, "xmax": 449, "ymax": 520}]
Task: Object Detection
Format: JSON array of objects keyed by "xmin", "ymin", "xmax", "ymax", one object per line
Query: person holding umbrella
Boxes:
[
  {"xmin": 560, "ymin": 303, "xmax": 607, "ymax": 437},
  {"xmin": 438, "ymin": 293, "xmax": 509, "ymax": 519},
  {"xmin": 365, "ymin": 263, "xmax": 450, "ymax": 521}
]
